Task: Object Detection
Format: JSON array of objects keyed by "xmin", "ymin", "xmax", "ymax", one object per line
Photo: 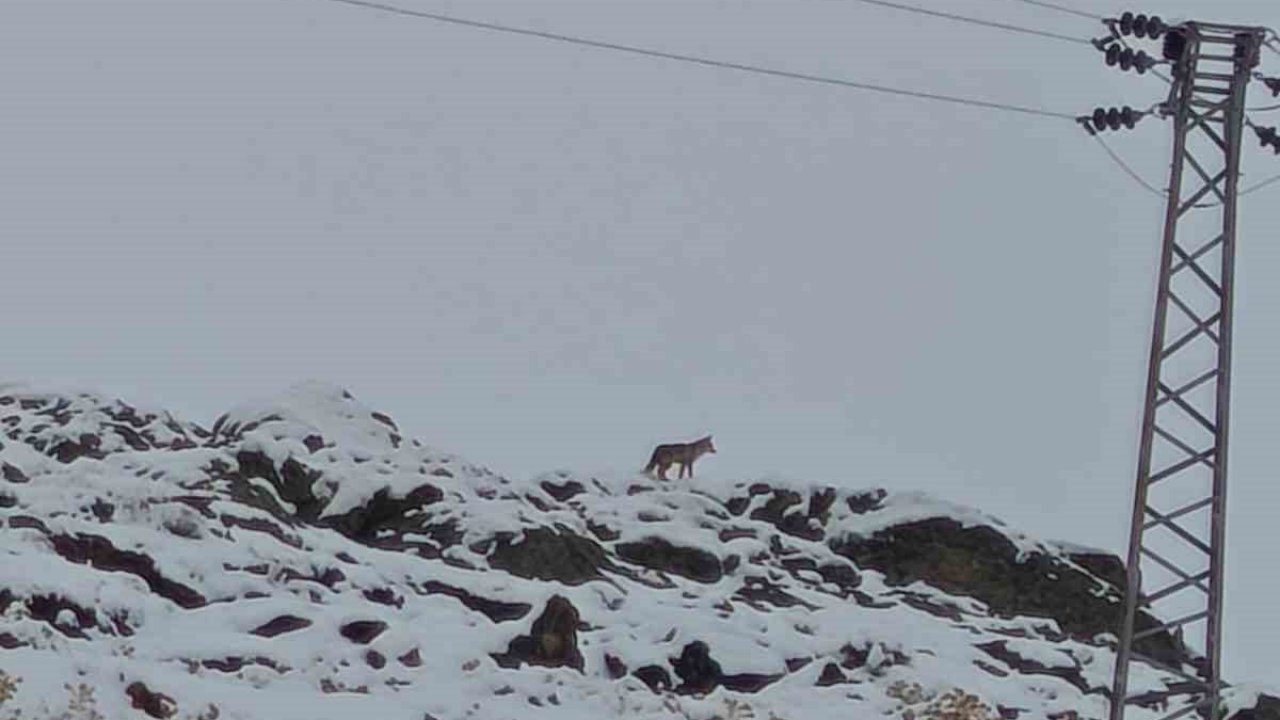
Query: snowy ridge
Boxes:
[{"xmin": 0, "ymin": 382, "xmax": 1274, "ymax": 720}]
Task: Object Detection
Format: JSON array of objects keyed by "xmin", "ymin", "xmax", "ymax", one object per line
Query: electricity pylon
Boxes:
[{"xmin": 1107, "ymin": 20, "xmax": 1265, "ymax": 720}]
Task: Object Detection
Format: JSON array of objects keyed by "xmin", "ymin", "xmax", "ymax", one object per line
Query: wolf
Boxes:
[{"xmin": 643, "ymin": 435, "xmax": 716, "ymax": 481}]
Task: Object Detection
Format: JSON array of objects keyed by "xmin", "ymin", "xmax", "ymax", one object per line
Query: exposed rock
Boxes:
[
  {"xmin": 750, "ymin": 489, "xmax": 824, "ymax": 541},
  {"xmin": 633, "ymin": 665, "xmax": 673, "ymax": 692},
  {"xmin": 616, "ymin": 537, "xmax": 722, "ymax": 584},
  {"xmin": 232, "ymin": 450, "xmax": 326, "ymax": 520},
  {"xmin": 540, "ymin": 478, "xmax": 585, "ymax": 502},
  {"xmin": 976, "ymin": 641, "xmax": 1087, "ymax": 693},
  {"xmin": 326, "ymin": 484, "xmax": 443, "ymax": 541},
  {"xmin": 421, "ymin": 581, "xmax": 531, "ymax": 622},
  {"xmin": 1, "ymin": 462, "xmax": 28, "ymax": 483},
  {"xmin": 250, "ymin": 615, "xmax": 312, "ymax": 638},
  {"xmin": 830, "ymin": 517, "xmax": 1182, "ymax": 666},
  {"xmin": 673, "ymin": 641, "xmax": 721, "ymax": 695},
  {"xmin": 488, "ymin": 528, "xmax": 608, "ymax": 585},
  {"xmin": 126, "ymin": 681, "xmax": 176, "ymax": 719},
  {"xmin": 491, "ymin": 595, "xmax": 583, "ymax": 671},
  {"xmin": 49, "ymin": 533, "xmax": 206, "ymax": 609},
  {"xmin": 604, "ymin": 654, "xmax": 628, "ymax": 679},
  {"xmin": 1230, "ymin": 694, "xmax": 1280, "ymax": 720},
  {"xmin": 721, "ymin": 672, "xmax": 782, "ymax": 693},
  {"xmin": 26, "ymin": 594, "xmax": 97, "ymax": 638},
  {"xmin": 362, "ymin": 587, "xmax": 403, "ymax": 608},
  {"xmin": 340, "ymin": 620, "xmax": 388, "ymax": 645},
  {"xmin": 735, "ymin": 576, "xmax": 817, "ymax": 610},
  {"xmin": 846, "ymin": 489, "xmax": 887, "ymax": 514},
  {"xmin": 398, "ymin": 648, "xmax": 423, "ymax": 668},
  {"xmin": 816, "ymin": 662, "xmax": 848, "ymax": 686}
]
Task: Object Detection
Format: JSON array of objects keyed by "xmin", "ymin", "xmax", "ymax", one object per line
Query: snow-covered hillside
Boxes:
[{"xmin": 0, "ymin": 382, "xmax": 1274, "ymax": 720}]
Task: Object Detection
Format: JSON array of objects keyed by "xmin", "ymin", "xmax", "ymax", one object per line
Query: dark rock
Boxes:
[
  {"xmin": 829, "ymin": 517, "xmax": 1183, "ymax": 667},
  {"xmin": 846, "ymin": 489, "xmax": 887, "ymax": 514},
  {"xmin": 363, "ymin": 587, "xmax": 403, "ymax": 608},
  {"xmin": 721, "ymin": 673, "xmax": 782, "ymax": 693},
  {"xmin": 303, "ymin": 434, "xmax": 326, "ymax": 453},
  {"xmin": 839, "ymin": 643, "xmax": 869, "ymax": 670},
  {"xmin": 251, "ymin": 615, "xmax": 312, "ymax": 637},
  {"xmin": 0, "ymin": 633, "xmax": 26, "ymax": 649},
  {"xmin": 616, "ymin": 537, "xmax": 722, "ymax": 584},
  {"xmin": 541, "ymin": 479, "xmax": 585, "ymax": 502},
  {"xmin": 898, "ymin": 591, "xmax": 964, "ymax": 621},
  {"xmin": 421, "ymin": 581, "xmax": 531, "ymax": 622},
  {"xmin": 976, "ymin": 641, "xmax": 1087, "ymax": 693},
  {"xmin": 398, "ymin": 648, "xmax": 423, "ymax": 667},
  {"xmin": 673, "ymin": 641, "xmax": 721, "ymax": 695},
  {"xmin": 785, "ymin": 657, "xmax": 811, "ymax": 672},
  {"xmin": 26, "ymin": 594, "xmax": 96, "ymax": 638},
  {"xmin": 90, "ymin": 498, "xmax": 115, "ymax": 522},
  {"xmin": 808, "ymin": 488, "xmax": 837, "ymax": 521},
  {"xmin": 340, "ymin": 620, "xmax": 388, "ymax": 645},
  {"xmin": 816, "ymin": 563, "xmax": 862, "ymax": 592},
  {"xmin": 325, "ymin": 484, "xmax": 443, "ymax": 541},
  {"xmin": 491, "ymin": 595, "xmax": 583, "ymax": 671},
  {"xmin": 52, "ymin": 433, "xmax": 103, "ymax": 463},
  {"xmin": 735, "ymin": 577, "xmax": 816, "ymax": 610},
  {"xmin": 125, "ymin": 681, "xmax": 176, "ymax": 718},
  {"xmin": 233, "ymin": 450, "xmax": 327, "ymax": 520},
  {"xmin": 587, "ymin": 521, "xmax": 620, "ymax": 542},
  {"xmin": 365, "ymin": 650, "xmax": 386, "ymax": 669},
  {"xmin": 718, "ymin": 527, "xmax": 757, "ymax": 542},
  {"xmin": 8, "ymin": 515, "xmax": 48, "ymax": 532},
  {"xmin": 724, "ymin": 497, "xmax": 750, "ymax": 516},
  {"xmin": 49, "ymin": 533, "xmax": 206, "ymax": 608},
  {"xmin": 1230, "ymin": 694, "xmax": 1280, "ymax": 720},
  {"xmin": 1, "ymin": 462, "xmax": 28, "ymax": 483},
  {"xmin": 816, "ymin": 662, "xmax": 848, "ymax": 686},
  {"xmin": 633, "ymin": 665, "xmax": 673, "ymax": 692},
  {"xmin": 751, "ymin": 489, "xmax": 823, "ymax": 540},
  {"xmin": 488, "ymin": 528, "xmax": 608, "ymax": 585},
  {"xmin": 604, "ymin": 653, "xmax": 628, "ymax": 679},
  {"xmin": 220, "ymin": 514, "xmax": 302, "ymax": 549},
  {"xmin": 0, "ymin": 493, "xmax": 14, "ymax": 508}
]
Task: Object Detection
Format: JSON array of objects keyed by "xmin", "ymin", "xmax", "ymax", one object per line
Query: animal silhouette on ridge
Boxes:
[{"xmin": 643, "ymin": 435, "xmax": 716, "ymax": 481}]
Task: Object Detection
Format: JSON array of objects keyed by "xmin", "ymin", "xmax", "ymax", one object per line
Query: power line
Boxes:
[
  {"xmin": 319, "ymin": 0, "xmax": 1201, "ymax": 200},
  {"xmin": 1090, "ymin": 133, "xmax": 1167, "ymax": 198},
  {"xmin": 321, "ymin": 0, "xmax": 1079, "ymax": 120},
  {"xmin": 1242, "ymin": 172, "xmax": 1280, "ymax": 196},
  {"xmin": 845, "ymin": 0, "xmax": 1092, "ymax": 45},
  {"xmin": 1001, "ymin": 0, "xmax": 1104, "ymax": 22}
]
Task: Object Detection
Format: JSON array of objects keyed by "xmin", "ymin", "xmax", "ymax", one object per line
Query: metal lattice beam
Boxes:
[{"xmin": 1110, "ymin": 22, "xmax": 1264, "ymax": 720}]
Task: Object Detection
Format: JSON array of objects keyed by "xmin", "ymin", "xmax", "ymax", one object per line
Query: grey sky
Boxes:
[{"xmin": 4, "ymin": 0, "xmax": 1278, "ymax": 683}]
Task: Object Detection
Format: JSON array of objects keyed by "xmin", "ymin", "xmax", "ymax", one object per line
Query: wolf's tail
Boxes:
[{"xmin": 642, "ymin": 450, "xmax": 659, "ymax": 475}]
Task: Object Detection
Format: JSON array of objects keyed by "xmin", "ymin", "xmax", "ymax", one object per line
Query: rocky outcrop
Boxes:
[
  {"xmin": 616, "ymin": 537, "xmax": 722, "ymax": 584},
  {"xmin": 830, "ymin": 517, "xmax": 1184, "ymax": 667},
  {"xmin": 487, "ymin": 528, "xmax": 609, "ymax": 585},
  {"xmin": 491, "ymin": 596, "xmax": 583, "ymax": 671}
]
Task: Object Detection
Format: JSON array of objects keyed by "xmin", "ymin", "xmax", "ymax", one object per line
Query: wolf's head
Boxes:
[{"xmin": 697, "ymin": 435, "xmax": 716, "ymax": 454}]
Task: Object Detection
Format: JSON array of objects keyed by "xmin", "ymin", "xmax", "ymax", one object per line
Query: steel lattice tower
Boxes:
[{"xmin": 1109, "ymin": 22, "xmax": 1265, "ymax": 720}]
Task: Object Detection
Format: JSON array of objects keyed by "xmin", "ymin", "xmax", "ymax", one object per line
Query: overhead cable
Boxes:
[
  {"xmin": 321, "ymin": 0, "xmax": 1079, "ymax": 120},
  {"xmin": 1001, "ymin": 0, "xmax": 1104, "ymax": 22},
  {"xmin": 845, "ymin": 0, "xmax": 1092, "ymax": 45},
  {"xmin": 1090, "ymin": 133, "xmax": 1167, "ymax": 198}
]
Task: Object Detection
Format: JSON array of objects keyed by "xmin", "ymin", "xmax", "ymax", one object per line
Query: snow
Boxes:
[{"xmin": 0, "ymin": 382, "xmax": 1243, "ymax": 720}]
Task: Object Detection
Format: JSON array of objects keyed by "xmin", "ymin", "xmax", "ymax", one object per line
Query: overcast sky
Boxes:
[{"xmin": 4, "ymin": 0, "xmax": 1279, "ymax": 685}]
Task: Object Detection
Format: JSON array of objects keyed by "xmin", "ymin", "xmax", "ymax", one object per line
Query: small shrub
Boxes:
[{"xmin": 0, "ymin": 670, "xmax": 21, "ymax": 705}]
